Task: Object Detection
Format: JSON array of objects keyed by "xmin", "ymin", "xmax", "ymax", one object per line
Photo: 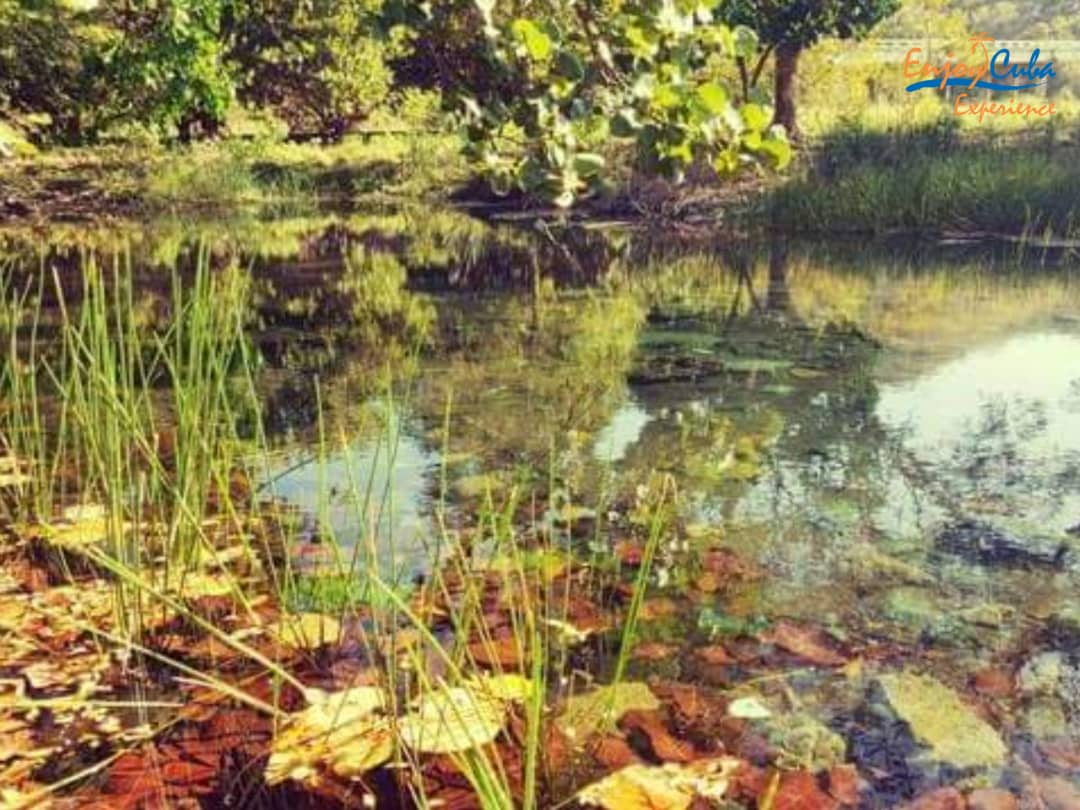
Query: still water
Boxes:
[{"xmin": 4, "ymin": 209, "xmax": 1079, "ymax": 803}]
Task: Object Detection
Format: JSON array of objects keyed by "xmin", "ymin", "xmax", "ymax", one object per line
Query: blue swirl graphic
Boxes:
[{"xmin": 905, "ymin": 77, "xmax": 1047, "ymax": 93}]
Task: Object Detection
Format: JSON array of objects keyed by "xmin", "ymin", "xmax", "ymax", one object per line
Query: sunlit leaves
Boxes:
[
  {"xmin": 274, "ymin": 612, "xmax": 343, "ymax": 650},
  {"xmin": 740, "ymin": 102, "xmax": 769, "ymax": 131},
  {"xmin": 449, "ymin": 0, "xmax": 792, "ymax": 205},
  {"xmin": 511, "ymin": 18, "xmax": 553, "ymax": 62},
  {"xmin": 577, "ymin": 757, "xmax": 742, "ymax": 809},
  {"xmin": 694, "ymin": 83, "xmax": 728, "ymax": 115},
  {"xmin": 265, "ymin": 686, "xmax": 391, "ymax": 786},
  {"xmin": 400, "ymin": 685, "xmax": 505, "ymax": 753},
  {"xmin": 266, "ymin": 675, "xmax": 534, "ymax": 786}
]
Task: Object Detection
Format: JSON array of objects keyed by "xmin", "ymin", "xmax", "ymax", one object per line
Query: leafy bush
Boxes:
[{"xmin": 407, "ymin": 0, "xmax": 793, "ymax": 205}]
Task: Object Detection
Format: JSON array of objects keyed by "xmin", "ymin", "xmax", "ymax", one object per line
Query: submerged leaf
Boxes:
[
  {"xmin": 469, "ymin": 673, "xmax": 533, "ymax": 703},
  {"xmin": 556, "ymin": 681, "xmax": 660, "ymax": 739},
  {"xmin": 398, "ymin": 674, "xmax": 533, "ymax": 755},
  {"xmin": 265, "ymin": 686, "xmax": 391, "ymax": 786},
  {"xmin": 276, "ymin": 612, "xmax": 342, "ymax": 650},
  {"xmin": 577, "ymin": 757, "xmax": 741, "ymax": 809},
  {"xmin": 399, "ymin": 686, "xmax": 505, "ymax": 754}
]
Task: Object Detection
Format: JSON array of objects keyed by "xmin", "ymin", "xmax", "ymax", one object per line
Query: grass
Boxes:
[
  {"xmin": 0, "ymin": 250, "xmax": 668, "ymax": 808},
  {"xmin": 769, "ymin": 102, "xmax": 1080, "ymax": 237},
  {"xmin": 0, "ymin": 132, "xmax": 466, "ymax": 221},
  {"xmin": 5, "ymin": 75, "xmax": 1080, "ymax": 237}
]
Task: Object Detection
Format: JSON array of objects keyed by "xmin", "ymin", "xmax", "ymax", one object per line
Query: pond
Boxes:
[{"xmin": 1, "ymin": 210, "xmax": 1078, "ymax": 807}]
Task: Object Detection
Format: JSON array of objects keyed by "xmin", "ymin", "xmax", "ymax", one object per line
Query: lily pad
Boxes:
[
  {"xmin": 399, "ymin": 685, "xmax": 505, "ymax": 754},
  {"xmin": 275, "ymin": 612, "xmax": 343, "ymax": 650}
]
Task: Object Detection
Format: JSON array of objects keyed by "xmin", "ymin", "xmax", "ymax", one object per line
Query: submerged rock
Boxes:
[
  {"xmin": 875, "ymin": 671, "xmax": 1007, "ymax": 772},
  {"xmin": 881, "ymin": 588, "xmax": 969, "ymax": 644},
  {"xmin": 1019, "ymin": 652, "xmax": 1066, "ymax": 697},
  {"xmin": 1021, "ymin": 698, "xmax": 1069, "ymax": 741},
  {"xmin": 765, "ymin": 712, "xmax": 847, "ymax": 771},
  {"xmin": 934, "ymin": 519, "xmax": 1070, "ymax": 570}
]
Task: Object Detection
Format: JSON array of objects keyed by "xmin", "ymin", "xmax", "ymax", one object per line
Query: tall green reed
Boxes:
[{"xmin": 2, "ymin": 244, "xmax": 669, "ymax": 809}]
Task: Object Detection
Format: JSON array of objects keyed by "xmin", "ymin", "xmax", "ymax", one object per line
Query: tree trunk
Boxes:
[
  {"xmin": 773, "ymin": 42, "xmax": 801, "ymax": 140},
  {"xmin": 766, "ymin": 240, "xmax": 793, "ymax": 317}
]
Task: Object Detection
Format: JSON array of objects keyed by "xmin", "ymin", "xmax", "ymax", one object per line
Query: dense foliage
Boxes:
[
  {"xmin": 718, "ymin": 0, "xmax": 900, "ymax": 135},
  {"xmin": 886, "ymin": 0, "xmax": 1080, "ymax": 40},
  {"xmin": 410, "ymin": 0, "xmax": 793, "ymax": 205},
  {"xmin": 106, "ymin": 0, "xmax": 233, "ymax": 141},
  {"xmin": 225, "ymin": 0, "xmax": 403, "ymax": 140},
  {"xmin": 0, "ymin": 0, "xmax": 111, "ymax": 142},
  {"xmin": 0, "ymin": 0, "xmax": 399, "ymax": 143}
]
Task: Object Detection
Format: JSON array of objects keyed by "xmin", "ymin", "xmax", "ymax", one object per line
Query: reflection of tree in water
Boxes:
[
  {"xmin": 413, "ymin": 289, "xmax": 645, "ymax": 480},
  {"xmin": 246, "ymin": 219, "xmax": 633, "ymax": 445},
  {"xmin": 619, "ymin": 243, "xmax": 888, "ymax": 529},
  {"xmin": 945, "ymin": 394, "xmax": 1080, "ymax": 521}
]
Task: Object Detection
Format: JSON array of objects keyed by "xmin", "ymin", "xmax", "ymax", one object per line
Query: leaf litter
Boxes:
[{"xmin": 0, "ymin": 480, "xmax": 1057, "ymax": 810}]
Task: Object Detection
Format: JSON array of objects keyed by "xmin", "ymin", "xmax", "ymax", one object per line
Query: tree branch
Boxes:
[{"xmin": 750, "ymin": 44, "xmax": 774, "ymax": 88}]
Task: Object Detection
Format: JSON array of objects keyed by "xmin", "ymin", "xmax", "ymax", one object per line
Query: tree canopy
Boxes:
[
  {"xmin": 0, "ymin": 0, "xmax": 920, "ymax": 202},
  {"xmin": 717, "ymin": 0, "xmax": 900, "ymax": 135},
  {"xmin": 412, "ymin": 0, "xmax": 793, "ymax": 205}
]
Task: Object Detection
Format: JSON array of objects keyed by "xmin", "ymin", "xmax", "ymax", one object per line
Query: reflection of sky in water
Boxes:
[
  {"xmin": 592, "ymin": 398, "xmax": 651, "ymax": 463},
  {"xmin": 877, "ymin": 331, "xmax": 1080, "ymax": 531},
  {"xmin": 667, "ymin": 328, "xmax": 1080, "ymax": 618},
  {"xmin": 265, "ymin": 426, "xmax": 438, "ymax": 576}
]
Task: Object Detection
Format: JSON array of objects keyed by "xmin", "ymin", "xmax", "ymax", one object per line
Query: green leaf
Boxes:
[
  {"xmin": 713, "ymin": 24, "xmax": 735, "ymax": 55},
  {"xmin": 758, "ymin": 132, "xmax": 793, "ymax": 170},
  {"xmin": 511, "ymin": 19, "xmax": 553, "ymax": 61},
  {"xmin": 610, "ymin": 108, "xmax": 641, "ymax": 137},
  {"xmin": 742, "ymin": 130, "xmax": 762, "ymax": 149},
  {"xmin": 713, "ymin": 145, "xmax": 740, "ymax": 177},
  {"xmin": 556, "ymin": 51, "xmax": 585, "ymax": 81},
  {"xmin": 733, "ymin": 25, "xmax": 759, "ymax": 60},
  {"xmin": 625, "ymin": 25, "xmax": 658, "ymax": 59},
  {"xmin": 651, "ymin": 83, "xmax": 682, "ymax": 110},
  {"xmin": 572, "ymin": 152, "xmax": 605, "ymax": 177},
  {"xmin": 694, "ymin": 82, "xmax": 728, "ymax": 115},
  {"xmin": 664, "ymin": 139, "xmax": 694, "ymax": 166},
  {"xmin": 741, "ymin": 102, "xmax": 770, "ymax": 132}
]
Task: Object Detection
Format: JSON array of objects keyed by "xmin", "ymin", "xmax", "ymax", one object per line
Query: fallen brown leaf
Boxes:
[
  {"xmin": 899, "ymin": 787, "xmax": 966, "ymax": 810},
  {"xmin": 632, "ymin": 642, "xmax": 679, "ymax": 662},
  {"xmin": 772, "ymin": 770, "xmax": 838, "ymax": 810},
  {"xmin": 762, "ymin": 620, "xmax": 845, "ymax": 667},
  {"xmin": 620, "ymin": 709, "xmax": 699, "ymax": 764}
]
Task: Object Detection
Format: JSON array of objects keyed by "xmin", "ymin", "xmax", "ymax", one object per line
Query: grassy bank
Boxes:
[
  {"xmin": 0, "ymin": 133, "xmax": 465, "ymax": 222},
  {"xmin": 6, "ymin": 98, "xmax": 1080, "ymax": 239},
  {"xmin": 768, "ymin": 108, "xmax": 1080, "ymax": 238}
]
